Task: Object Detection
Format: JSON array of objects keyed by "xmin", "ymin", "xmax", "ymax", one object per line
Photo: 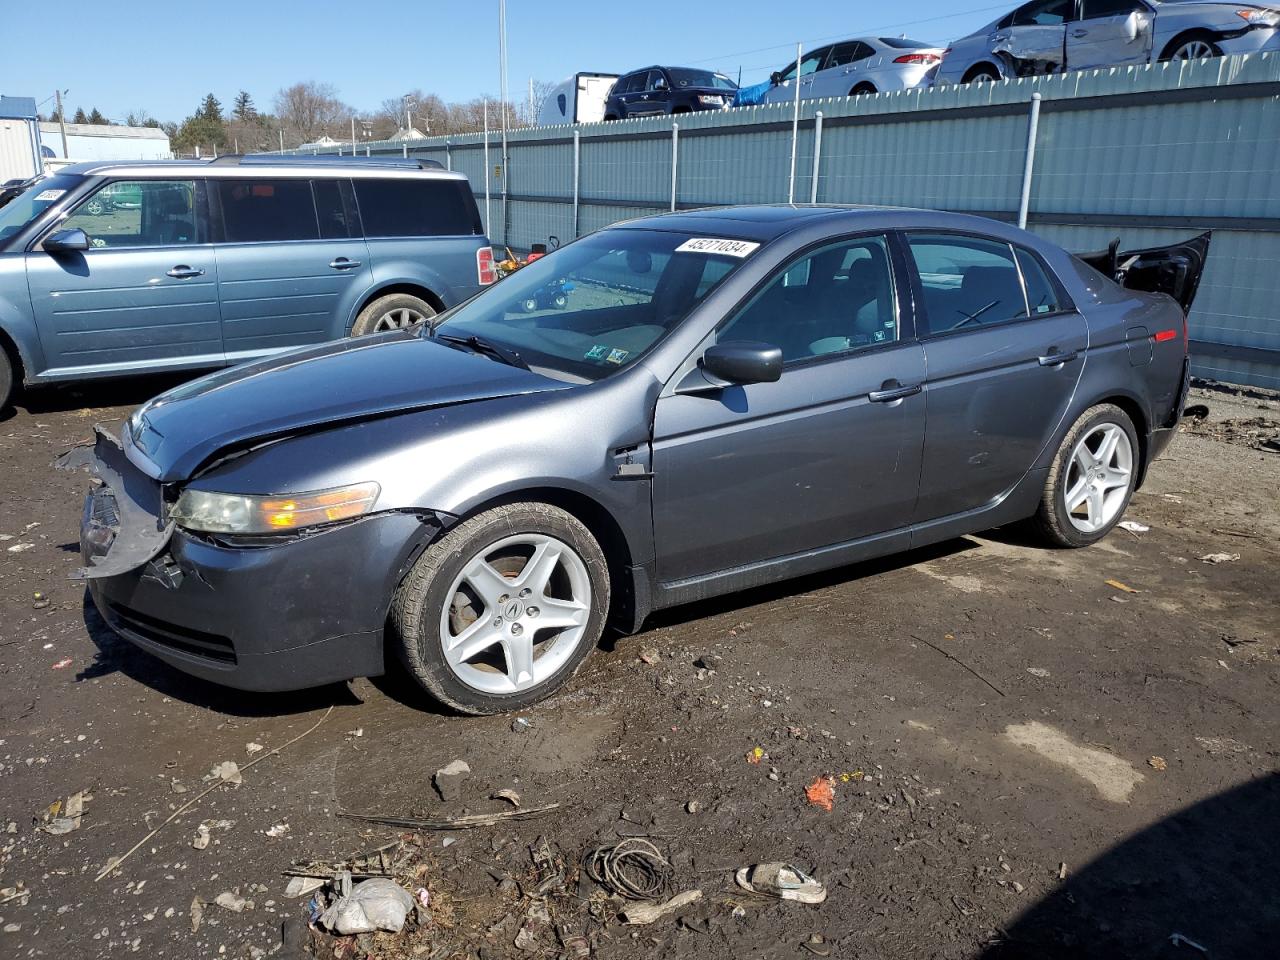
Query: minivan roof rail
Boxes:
[{"xmin": 207, "ymin": 154, "xmax": 445, "ymax": 170}]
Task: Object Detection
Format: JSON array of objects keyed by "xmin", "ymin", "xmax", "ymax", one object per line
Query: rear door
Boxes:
[
  {"xmin": 818, "ymin": 41, "xmax": 875, "ymax": 96},
  {"xmin": 212, "ymin": 176, "xmax": 372, "ymax": 361},
  {"xmin": 26, "ymin": 178, "xmax": 223, "ymax": 376},
  {"xmin": 614, "ymin": 72, "xmax": 647, "ymax": 118},
  {"xmin": 991, "ymin": 0, "xmax": 1074, "ymax": 74},
  {"xmin": 904, "ymin": 232, "xmax": 1089, "ymax": 523},
  {"xmin": 1067, "ymin": 0, "xmax": 1154, "ymax": 68}
]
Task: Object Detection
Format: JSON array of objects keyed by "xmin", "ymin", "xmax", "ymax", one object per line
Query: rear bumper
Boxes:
[
  {"xmin": 82, "ymin": 487, "xmax": 445, "ymax": 691},
  {"xmin": 1145, "ymin": 358, "xmax": 1191, "ymax": 474}
]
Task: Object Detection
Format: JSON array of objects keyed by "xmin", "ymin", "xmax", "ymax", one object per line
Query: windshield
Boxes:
[
  {"xmin": 434, "ymin": 229, "xmax": 754, "ymax": 381},
  {"xmin": 0, "ymin": 174, "xmax": 82, "ymax": 243},
  {"xmin": 879, "ymin": 37, "xmax": 936, "ymax": 49},
  {"xmin": 667, "ymin": 69, "xmax": 738, "ymax": 90}
]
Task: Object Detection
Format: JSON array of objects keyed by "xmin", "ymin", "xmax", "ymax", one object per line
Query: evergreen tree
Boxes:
[
  {"xmin": 72, "ymin": 107, "xmax": 88, "ymax": 124},
  {"xmin": 87, "ymin": 108, "xmax": 108, "ymax": 124},
  {"xmin": 232, "ymin": 90, "xmax": 256, "ymax": 121},
  {"xmin": 198, "ymin": 94, "xmax": 223, "ymax": 123}
]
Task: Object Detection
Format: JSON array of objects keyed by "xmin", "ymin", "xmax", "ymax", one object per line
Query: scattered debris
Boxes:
[
  {"xmin": 1026, "ymin": 667, "xmax": 1051, "ymax": 679},
  {"xmin": 746, "ymin": 747, "xmax": 765, "ymax": 764},
  {"xmin": 685, "ymin": 800, "xmax": 702, "ymax": 814},
  {"xmin": 266, "ymin": 823, "xmax": 290, "ymax": 838},
  {"xmin": 339, "ymin": 802, "xmax": 561, "ymax": 832},
  {"xmin": 206, "ymin": 761, "xmax": 243, "ymax": 787},
  {"xmin": 1118, "ymin": 520, "xmax": 1150, "ymax": 534},
  {"xmin": 214, "ymin": 891, "xmax": 252, "ymax": 912},
  {"xmin": 492, "ymin": 788, "xmax": 522, "ymax": 808},
  {"xmin": 51, "ymin": 658, "xmax": 73, "ymax": 670},
  {"xmin": 735, "ymin": 863, "xmax": 828, "ymax": 904},
  {"xmin": 285, "ymin": 877, "xmax": 326, "ymax": 898},
  {"xmin": 1198, "ymin": 552, "xmax": 1240, "ymax": 564},
  {"xmin": 1105, "ymin": 579, "xmax": 1141, "ymax": 594},
  {"xmin": 620, "ymin": 889, "xmax": 703, "ymax": 925},
  {"xmin": 245, "ymin": 742, "xmax": 264, "ymax": 755},
  {"xmin": 511, "ymin": 717, "xmax": 533, "ymax": 734},
  {"xmin": 1148, "ymin": 756, "xmax": 1168, "ymax": 771},
  {"xmin": 434, "ymin": 759, "xmax": 471, "ymax": 801},
  {"xmin": 39, "ymin": 789, "xmax": 90, "ymax": 835},
  {"xmin": 587, "ymin": 838, "xmax": 672, "ymax": 900},
  {"xmin": 319, "ymin": 878, "xmax": 414, "ymax": 935},
  {"xmin": 804, "ymin": 776, "xmax": 836, "ymax": 812},
  {"xmin": 1182, "ymin": 404, "xmax": 1210, "ymax": 420},
  {"xmin": 638, "ymin": 647, "xmax": 660, "ymax": 664},
  {"xmin": 801, "ymin": 932, "xmax": 833, "ymax": 957},
  {"xmin": 6, "ymin": 543, "xmax": 34, "ymax": 553},
  {"xmin": 515, "ymin": 898, "xmax": 552, "ymax": 950},
  {"xmin": 192, "ymin": 824, "xmax": 211, "ymax": 850},
  {"xmin": 695, "ymin": 653, "xmax": 723, "ymax": 671},
  {"xmin": 1058, "ymin": 862, "xmax": 1068, "ymax": 880},
  {"xmin": 190, "ymin": 897, "xmax": 204, "ymax": 933},
  {"xmin": 1169, "ymin": 932, "xmax": 1209, "ymax": 954}
]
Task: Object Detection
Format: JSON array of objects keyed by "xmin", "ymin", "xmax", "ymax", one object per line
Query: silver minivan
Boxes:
[{"xmin": 0, "ymin": 156, "xmax": 494, "ymax": 411}]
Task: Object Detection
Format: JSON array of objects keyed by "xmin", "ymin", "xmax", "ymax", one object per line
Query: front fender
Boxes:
[{"xmin": 0, "ymin": 284, "xmax": 45, "ymax": 383}]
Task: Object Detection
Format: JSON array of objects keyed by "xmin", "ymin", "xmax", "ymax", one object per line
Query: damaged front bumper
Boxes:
[{"xmin": 78, "ymin": 427, "xmax": 448, "ymax": 692}]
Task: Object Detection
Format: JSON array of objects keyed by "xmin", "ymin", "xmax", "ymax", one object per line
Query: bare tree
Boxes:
[
  {"xmin": 274, "ymin": 81, "xmax": 352, "ymax": 145},
  {"xmin": 518, "ymin": 80, "xmax": 557, "ymax": 126}
]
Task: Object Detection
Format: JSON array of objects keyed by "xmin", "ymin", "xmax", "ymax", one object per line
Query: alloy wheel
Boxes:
[
  {"xmin": 438, "ymin": 533, "xmax": 593, "ymax": 695},
  {"xmin": 1063, "ymin": 423, "xmax": 1134, "ymax": 533},
  {"xmin": 1173, "ymin": 41, "xmax": 1216, "ymax": 60},
  {"xmin": 373, "ymin": 307, "xmax": 428, "ymax": 331}
]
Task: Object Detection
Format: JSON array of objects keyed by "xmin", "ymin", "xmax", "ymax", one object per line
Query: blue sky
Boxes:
[{"xmin": 3, "ymin": 1, "xmax": 1008, "ymax": 122}]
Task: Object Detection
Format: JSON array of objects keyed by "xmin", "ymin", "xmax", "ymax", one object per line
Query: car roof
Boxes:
[
  {"xmin": 55, "ymin": 158, "xmax": 468, "ymax": 181},
  {"xmin": 611, "ymin": 203, "xmax": 1038, "ymax": 247}
]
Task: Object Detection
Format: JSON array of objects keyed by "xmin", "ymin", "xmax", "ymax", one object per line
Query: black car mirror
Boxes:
[
  {"xmin": 702, "ymin": 341, "xmax": 783, "ymax": 385},
  {"xmin": 44, "ymin": 228, "xmax": 90, "ymax": 253},
  {"xmin": 770, "ymin": 71, "xmax": 783, "ymax": 85}
]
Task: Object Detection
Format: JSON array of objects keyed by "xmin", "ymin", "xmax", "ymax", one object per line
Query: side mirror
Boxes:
[
  {"xmin": 44, "ymin": 227, "xmax": 90, "ymax": 253},
  {"xmin": 770, "ymin": 71, "xmax": 783, "ymax": 85},
  {"xmin": 703, "ymin": 341, "xmax": 783, "ymax": 385}
]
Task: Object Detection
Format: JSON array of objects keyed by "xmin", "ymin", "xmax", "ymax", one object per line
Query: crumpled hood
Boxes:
[{"xmin": 125, "ymin": 332, "xmax": 572, "ymax": 482}]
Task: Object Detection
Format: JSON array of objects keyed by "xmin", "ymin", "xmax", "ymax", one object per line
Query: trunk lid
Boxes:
[
  {"xmin": 125, "ymin": 332, "xmax": 572, "ymax": 482},
  {"xmin": 1078, "ymin": 232, "xmax": 1211, "ymax": 315}
]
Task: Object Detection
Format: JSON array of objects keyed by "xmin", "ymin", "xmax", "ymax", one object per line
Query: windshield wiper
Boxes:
[{"xmin": 435, "ymin": 333, "xmax": 529, "ymax": 371}]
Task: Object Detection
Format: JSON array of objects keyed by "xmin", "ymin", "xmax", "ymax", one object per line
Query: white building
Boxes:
[
  {"xmin": 39, "ymin": 121, "xmax": 171, "ymax": 162},
  {"xmin": 0, "ymin": 96, "xmax": 41, "ymax": 182}
]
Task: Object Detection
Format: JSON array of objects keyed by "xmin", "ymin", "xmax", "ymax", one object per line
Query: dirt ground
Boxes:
[{"xmin": 0, "ymin": 377, "xmax": 1277, "ymax": 960}]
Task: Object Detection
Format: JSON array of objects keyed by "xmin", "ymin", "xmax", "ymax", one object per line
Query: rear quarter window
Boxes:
[
  {"xmin": 217, "ymin": 179, "xmax": 318, "ymax": 243},
  {"xmin": 354, "ymin": 178, "xmax": 481, "ymax": 238}
]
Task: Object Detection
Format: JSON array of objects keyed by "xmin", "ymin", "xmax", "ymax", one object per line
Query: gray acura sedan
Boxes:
[{"xmin": 78, "ymin": 206, "xmax": 1207, "ymax": 714}]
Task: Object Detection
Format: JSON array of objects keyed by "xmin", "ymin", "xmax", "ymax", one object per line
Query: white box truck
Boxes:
[{"xmin": 537, "ymin": 73, "xmax": 620, "ymax": 126}]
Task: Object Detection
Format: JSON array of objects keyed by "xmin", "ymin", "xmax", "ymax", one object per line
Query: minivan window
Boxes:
[
  {"xmin": 354, "ymin": 179, "xmax": 480, "ymax": 238},
  {"xmin": 313, "ymin": 179, "xmax": 354, "ymax": 239},
  {"xmin": 59, "ymin": 180, "xmax": 199, "ymax": 248},
  {"xmin": 907, "ymin": 234, "xmax": 1031, "ymax": 334},
  {"xmin": 0, "ymin": 174, "xmax": 82, "ymax": 242},
  {"xmin": 217, "ymin": 178, "xmax": 318, "ymax": 243}
]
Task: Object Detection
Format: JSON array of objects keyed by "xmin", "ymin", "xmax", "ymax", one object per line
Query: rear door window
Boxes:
[
  {"xmin": 906, "ymin": 234, "xmax": 1032, "ymax": 335},
  {"xmin": 216, "ymin": 179, "xmax": 318, "ymax": 243},
  {"xmin": 354, "ymin": 178, "xmax": 480, "ymax": 238},
  {"xmin": 313, "ymin": 178, "xmax": 356, "ymax": 239}
]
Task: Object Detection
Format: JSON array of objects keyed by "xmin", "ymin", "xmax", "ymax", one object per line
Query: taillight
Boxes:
[
  {"xmin": 895, "ymin": 53, "xmax": 942, "ymax": 65},
  {"xmin": 477, "ymin": 247, "xmax": 496, "ymax": 285}
]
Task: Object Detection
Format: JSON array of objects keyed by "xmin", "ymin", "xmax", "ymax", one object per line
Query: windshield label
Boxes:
[
  {"xmin": 675, "ymin": 237, "xmax": 760, "ymax": 258},
  {"xmin": 585, "ymin": 344, "xmax": 609, "ymax": 360},
  {"xmin": 606, "ymin": 348, "xmax": 629, "ymax": 364},
  {"xmin": 34, "ymin": 189, "xmax": 66, "ymax": 202}
]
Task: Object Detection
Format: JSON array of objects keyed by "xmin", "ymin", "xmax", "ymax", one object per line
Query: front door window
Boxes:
[{"xmin": 58, "ymin": 180, "xmax": 200, "ymax": 248}]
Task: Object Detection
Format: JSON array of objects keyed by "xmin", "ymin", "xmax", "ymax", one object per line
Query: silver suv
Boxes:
[
  {"xmin": 936, "ymin": 0, "xmax": 1280, "ymax": 85},
  {"xmin": 0, "ymin": 156, "xmax": 494, "ymax": 411}
]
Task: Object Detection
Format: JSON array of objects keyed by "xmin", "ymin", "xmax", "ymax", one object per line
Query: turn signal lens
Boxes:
[
  {"xmin": 1238, "ymin": 9, "xmax": 1280, "ymax": 25},
  {"xmin": 1153, "ymin": 329, "xmax": 1179, "ymax": 343},
  {"xmin": 171, "ymin": 483, "xmax": 380, "ymax": 534}
]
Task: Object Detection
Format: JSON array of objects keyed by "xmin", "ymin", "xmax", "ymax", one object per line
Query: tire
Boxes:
[
  {"xmin": 83, "ymin": 196, "xmax": 107, "ymax": 216},
  {"xmin": 850, "ymin": 83, "xmax": 877, "ymax": 96},
  {"xmin": 1033, "ymin": 404, "xmax": 1140, "ymax": 548},
  {"xmin": 0, "ymin": 346, "xmax": 15, "ymax": 413},
  {"xmin": 392, "ymin": 502, "xmax": 611, "ymax": 715},
  {"xmin": 1161, "ymin": 33, "xmax": 1223, "ymax": 62},
  {"xmin": 964, "ymin": 64, "xmax": 1001, "ymax": 84},
  {"xmin": 350, "ymin": 293, "xmax": 436, "ymax": 336},
  {"xmin": 603, "ymin": 114, "xmax": 619, "ymax": 122}
]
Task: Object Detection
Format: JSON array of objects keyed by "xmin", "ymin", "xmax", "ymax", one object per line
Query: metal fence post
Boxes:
[
  {"xmin": 572, "ymin": 130, "xmax": 581, "ymax": 238},
  {"xmin": 1017, "ymin": 93, "xmax": 1043, "ymax": 230},
  {"xmin": 810, "ymin": 111, "xmax": 824, "ymax": 205},
  {"xmin": 445, "ymin": 141, "xmax": 452, "ymax": 171},
  {"xmin": 670, "ymin": 123, "xmax": 679, "ymax": 213},
  {"xmin": 402, "ymin": 142, "xmax": 408, "ymax": 159}
]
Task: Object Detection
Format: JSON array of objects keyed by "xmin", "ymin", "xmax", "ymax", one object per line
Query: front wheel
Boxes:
[
  {"xmin": 1033, "ymin": 404, "xmax": 1139, "ymax": 548},
  {"xmin": 1162, "ymin": 34, "xmax": 1223, "ymax": 62},
  {"xmin": 351, "ymin": 293, "xmax": 436, "ymax": 336},
  {"xmin": 0, "ymin": 347, "xmax": 16, "ymax": 413},
  {"xmin": 850, "ymin": 83, "xmax": 877, "ymax": 96},
  {"xmin": 392, "ymin": 502, "xmax": 611, "ymax": 715}
]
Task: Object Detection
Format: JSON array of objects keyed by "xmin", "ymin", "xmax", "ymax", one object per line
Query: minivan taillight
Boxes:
[
  {"xmin": 895, "ymin": 53, "xmax": 942, "ymax": 65},
  {"xmin": 477, "ymin": 247, "xmax": 497, "ymax": 286}
]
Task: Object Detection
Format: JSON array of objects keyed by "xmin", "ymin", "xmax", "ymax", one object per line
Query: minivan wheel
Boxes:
[
  {"xmin": 392, "ymin": 502, "xmax": 611, "ymax": 715},
  {"xmin": 351, "ymin": 293, "xmax": 437, "ymax": 336},
  {"xmin": 0, "ymin": 348, "xmax": 15, "ymax": 413},
  {"xmin": 1033, "ymin": 404, "xmax": 1139, "ymax": 548}
]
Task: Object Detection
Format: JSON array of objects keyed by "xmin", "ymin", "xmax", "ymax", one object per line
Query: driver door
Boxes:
[
  {"xmin": 651, "ymin": 234, "xmax": 926, "ymax": 583},
  {"xmin": 25, "ymin": 179, "xmax": 223, "ymax": 376},
  {"xmin": 1066, "ymin": 0, "xmax": 1154, "ymax": 70}
]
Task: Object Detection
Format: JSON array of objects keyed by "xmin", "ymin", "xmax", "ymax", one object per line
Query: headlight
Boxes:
[
  {"xmin": 170, "ymin": 482, "xmax": 380, "ymax": 534},
  {"xmin": 1237, "ymin": 8, "xmax": 1280, "ymax": 25}
]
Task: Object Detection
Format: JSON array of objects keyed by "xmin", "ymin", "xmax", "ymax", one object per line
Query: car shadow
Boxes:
[
  {"xmin": 79, "ymin": 590, "xmax": 358, "ymax": 718},
  {"xmin": 978, "ymin": 773, "xmax": 1280, "ymax": 959},
  {"xmin": 8, "ymin": 370, "xmax": 200, "ymax": 421}
]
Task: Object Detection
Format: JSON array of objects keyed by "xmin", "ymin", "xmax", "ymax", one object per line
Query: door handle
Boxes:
[
  {"xmin": 1038, "ymin": 349, "xmax": 1080, "ymax": 367},
  {"xmin": 868, "ymin": 382, "xmax": 923, "ymax": 403},
  {"xmin": 1072, "ymin": 29, "xmax": 1088, "ymax": 38},
  {"xmin": 165, "ymin": 265, "xmax": 204, "ymax": 279},
  {"xmin": 329, "ymin": 258, "xmax": 362, "ymax": 270}
]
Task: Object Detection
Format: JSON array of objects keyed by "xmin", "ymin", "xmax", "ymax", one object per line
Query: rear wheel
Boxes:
[
  {"xmin": 1034, "ymin": 404, "xmax": 1139, "ymax": 548},
  {"xmin": 850, "ymin": 83, "xmax": 877, "ymax": 96},
  {"xmin": 0, "ymin": 347, "xmax": 15, "ymax": 413},
  {"xmin": 351, "ymin": 293, "xmax": 436, "ymax": 336},
  {"xmin": 1162, "ymin": 33, "xmax": 1223, "ymax": 62},
  {"xmin": 392, "ymin": 502, "xmax": 610, "ymax": 715},
  {"xmin": 964, "ymin": 64, "xmax": 1001, "ymax": 84}
]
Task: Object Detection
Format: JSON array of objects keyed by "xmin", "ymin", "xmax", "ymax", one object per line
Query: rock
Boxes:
[
  {"xmin": 214, "ymin": 891, "xmax": 252, "ymax": 912},
  {"xmin": 638, "ymin": 647, "xmax": 660, "ymax": 664},
  {"xmin": 511, "ymin": 718, "xmax": 532, "ymax": 734},
  {"xmin": 695, "ymin": 654, "xmax": 723, "ymax": 671},
  {"xmin": 686, "ymin": 800, "xmax": 702, "ymax": 815},
  {"xmin": 192, "ymin": 824, "xmax": 211, "ymax": 850},
  {"xmin": 1026, "ymin": 667, "xmax": 1051, "ymax": 678},
  {"xmin": 434, "ymin": 760, "xmax": 471, "ymax": 801}
]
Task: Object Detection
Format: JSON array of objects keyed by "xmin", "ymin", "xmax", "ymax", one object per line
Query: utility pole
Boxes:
[
  {"xmin": 54, "ymin": 89, "xmax": 69, "ymax": 158},
  {"xmin": 528, "ymin": 77, "xmax": 535, "ymax": 123}
]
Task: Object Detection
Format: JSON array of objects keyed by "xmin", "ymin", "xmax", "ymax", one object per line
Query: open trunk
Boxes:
[{"xmin": 1077, "ymin": 232, "xmax": 1211, "ymax": 315}]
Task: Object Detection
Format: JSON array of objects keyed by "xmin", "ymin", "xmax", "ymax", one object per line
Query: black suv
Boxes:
[{"xmin": 603, "ymin": 66, "xmax": 738, "ymax": 120}]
